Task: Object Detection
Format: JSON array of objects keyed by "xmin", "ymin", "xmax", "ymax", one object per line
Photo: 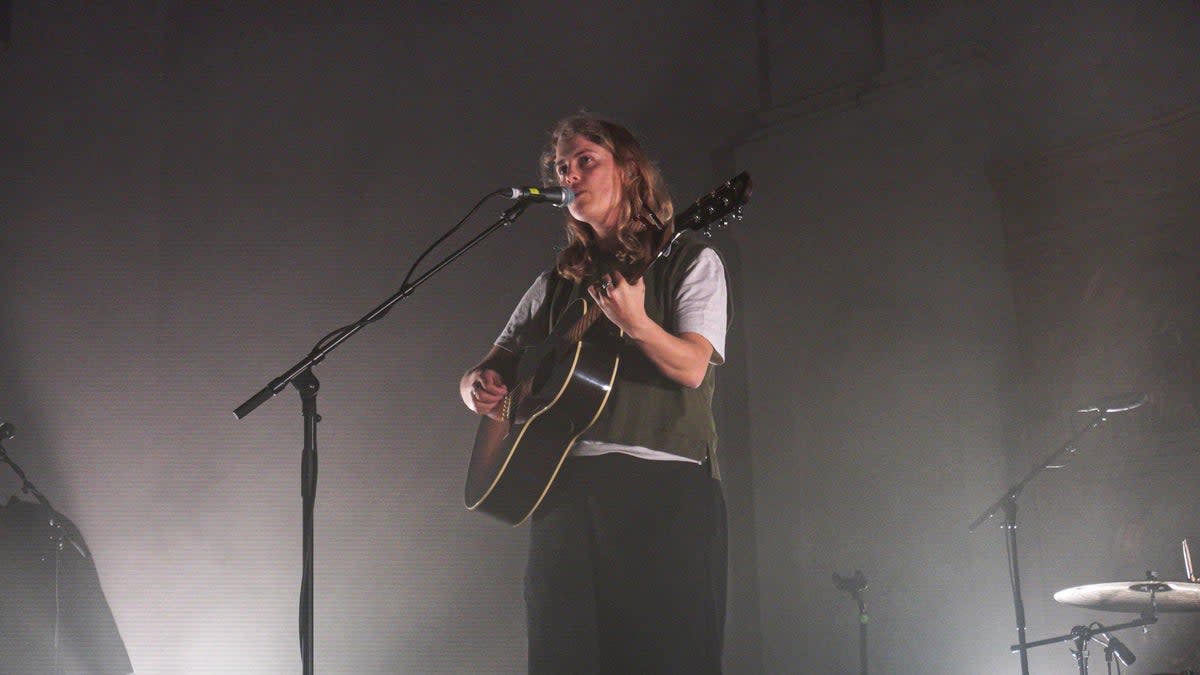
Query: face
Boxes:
[{"xmin": 554, "ymin": 134, "xmax": 624, "ymax": 239}]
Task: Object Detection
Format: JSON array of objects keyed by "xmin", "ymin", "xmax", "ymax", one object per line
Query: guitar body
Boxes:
[{"xmin": 465, "ymin": 298, "xmax": 620, "ymax": 525}]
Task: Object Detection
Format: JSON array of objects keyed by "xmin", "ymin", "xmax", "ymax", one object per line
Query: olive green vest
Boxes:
[{"xmin": 545, "ymin": 233, "xmax": 727, "ymax": 478}]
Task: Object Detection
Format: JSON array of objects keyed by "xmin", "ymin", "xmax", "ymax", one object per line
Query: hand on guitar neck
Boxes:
[
  {"xmin": 586, "ymin": 270, "xmax": 648, "ymax": 339},
  {"xmin": 588, "ymin": 270, "xmax": 712, "ymax": 390}
]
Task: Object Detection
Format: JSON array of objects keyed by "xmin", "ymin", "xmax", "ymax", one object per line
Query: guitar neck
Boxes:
[{"xmin": 565, "ymin": 301, "xmax": 607, "ymax": 343}]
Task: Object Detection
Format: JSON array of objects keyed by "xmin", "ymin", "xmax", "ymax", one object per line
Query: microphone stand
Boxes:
[
  {"xmin": 0, "ymin": 423, "xmax": 90, "ymax": 675},
  {"xmin": 233, "ymin": 199, "xmax": 532, "ymax": 675},
  {"xmin": 968, "ymin": 410, "xmax": 1112, "ymax": 675},
  {"xmin": 833, "ymin": 570, "xmax": 869, "ymax": 675}
]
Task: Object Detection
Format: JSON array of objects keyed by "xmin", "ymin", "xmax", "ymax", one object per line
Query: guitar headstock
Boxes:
[{"xmin": 672, "ymin": 171, "xmax": 752, "ymax": 236}]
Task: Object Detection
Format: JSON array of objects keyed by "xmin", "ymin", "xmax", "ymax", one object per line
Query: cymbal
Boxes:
[{"xmin": 1054, "ymin": 581, "xmax": 1200, "ymax": 613}]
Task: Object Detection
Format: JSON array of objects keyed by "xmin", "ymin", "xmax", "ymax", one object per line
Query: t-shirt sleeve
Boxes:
[
  {"xmin": 494, "ymin": 272, "xmax": 552, "ymax": 354},
  {"xmin": 674, "ymin": 248, "xmax": 728, "ymax": 365}
]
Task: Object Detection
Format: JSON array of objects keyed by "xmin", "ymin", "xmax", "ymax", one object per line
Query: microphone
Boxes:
[
  {"xmin": 1075, "ymin": 392, "xmax": 1148, "ymax": 414},
  {"xmin": 833, "ymin": 570, "xmax": 867, "ymax": 593},
  {"xmin": 0, "ymin": 420, "xmax": 14, "ymax": 440},
  {"xmin": 500, "ymin": 186, "xmax": 574, "ymax": 207},
  {"xmin": 1105, "ymin": 634, "xmax": 1136, "ymax": 666}
]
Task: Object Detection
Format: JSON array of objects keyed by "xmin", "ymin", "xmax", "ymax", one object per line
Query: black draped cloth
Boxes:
[{"xmin": 0, "ymin": 497, "xmax": 132, "ymax": 675}]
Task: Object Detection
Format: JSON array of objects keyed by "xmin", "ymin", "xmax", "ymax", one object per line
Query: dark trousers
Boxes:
[{"xmin": 525, "ymin": 453, "xmax": 727, "ymax": 674}]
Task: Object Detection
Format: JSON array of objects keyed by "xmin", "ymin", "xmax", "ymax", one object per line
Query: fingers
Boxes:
[
  {"xmin": 478, "ymin": 369, "xmax": 507, "ymax": 390},
  {"xmin": 588, "ymin": 271, "xmax": 642, "ymax": 303},
  {"xmin": 471, "ymin": 388, "xmax": 505, "ymax": 415},
  {"xmin": 470, "ymin": 369, "xmax": 508, "ymax": 414},
  {"xmin": 601, "ymin": 271, "xmax": 639, "ymax": 294},
  {"xmin": 589, "ymin": 273, "xmax": 617, "ymax": 302},
  {"xmin": 472, "ymin": 377, "xmax": 507, "ymax": 400},
  {"xmin": 587, "ymin": 277, "xmax": 606, "ymax": 305}
]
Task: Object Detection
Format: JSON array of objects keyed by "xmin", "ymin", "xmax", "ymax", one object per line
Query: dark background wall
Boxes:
[{"xmin": 1, "ymin": 2, "xmax": 1197, "ymax": 673}]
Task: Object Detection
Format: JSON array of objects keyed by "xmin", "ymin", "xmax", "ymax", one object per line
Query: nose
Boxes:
[{"xmin": 560, "ymin": 165, "xmax": 580, "ymax": 185}]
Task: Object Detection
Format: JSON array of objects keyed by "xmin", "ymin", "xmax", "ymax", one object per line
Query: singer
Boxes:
[{"xmin": 459, "ymin": 114, "xmax": 731, "ymax": 673}]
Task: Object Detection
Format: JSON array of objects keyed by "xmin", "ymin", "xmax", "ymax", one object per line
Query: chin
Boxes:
[{"xmin": 570, "ymin": 210, "xmax": 598, "ymax": 229}]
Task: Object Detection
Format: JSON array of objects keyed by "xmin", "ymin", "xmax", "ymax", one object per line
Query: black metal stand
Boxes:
[
  {"xmin": 295, "ymin": 369, "xmax": 320, "ymax": 674},
  {"xmin": 834, "ymin": 570, "xmax": 869, "ymax": 675},
  {"xmin": 1002, "ymin": 497, "xmax": 1028, "ymax": 674},
  {"xmin": 1012, "ymin": 614, "xmax": 1155, "ymax": 675},
  {"xmin": 969, "ymin": 411, "xmax": 1111, "ymax": 674},
  {"xmin": 233, "ymin": 199, "xmax": 532, "ymax": 675}
]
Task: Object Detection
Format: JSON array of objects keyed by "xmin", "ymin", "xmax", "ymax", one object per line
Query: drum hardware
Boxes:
[
  {"xmin": 1023, "ymin": 568, "xmax": 1200, "ymax": 674},
  {"xmin": 1012, "ymin": 612, "xmax": 1157, "ymax": 675}
]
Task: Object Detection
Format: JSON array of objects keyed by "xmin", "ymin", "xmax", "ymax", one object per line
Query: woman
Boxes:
[{"xmin": 460, "ymin": 114, "xmax": 729, "ymax": 673}]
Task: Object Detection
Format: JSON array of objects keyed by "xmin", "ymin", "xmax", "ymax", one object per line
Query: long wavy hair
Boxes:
[{"xmin": 539, "ymin": 114, "xmax": 674, "ymax": 284}]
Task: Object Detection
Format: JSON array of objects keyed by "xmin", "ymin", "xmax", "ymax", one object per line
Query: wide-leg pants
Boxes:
[{"xmin": 525, "ymin": 453, "xmax": 727, "ymax": 674}]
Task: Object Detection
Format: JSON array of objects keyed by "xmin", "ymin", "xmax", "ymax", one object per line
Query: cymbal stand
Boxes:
[{"xmin": 1011, "ymin": 614, "xmax": 1156, "ymax": 675}]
